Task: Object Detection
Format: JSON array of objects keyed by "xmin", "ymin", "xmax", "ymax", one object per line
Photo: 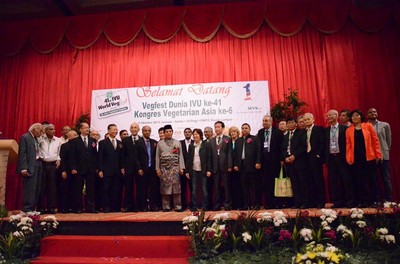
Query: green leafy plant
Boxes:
[{"xmin": 270, "ymin": 88, "xmax": 308, "ymax": 121}]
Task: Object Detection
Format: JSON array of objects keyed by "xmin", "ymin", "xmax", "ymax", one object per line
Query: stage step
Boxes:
[{"xmin": 31, "ymin": 235, "xmax": 191, "ymax": 264}]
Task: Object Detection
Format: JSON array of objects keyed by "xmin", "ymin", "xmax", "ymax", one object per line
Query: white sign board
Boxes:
[{"xmin": 91, "ymin": 81, "xmax": 270, "ymax": 140}]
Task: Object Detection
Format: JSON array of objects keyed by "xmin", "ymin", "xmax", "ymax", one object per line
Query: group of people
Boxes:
[{"xmin": 16, "ymin": 107, "xmax": 391, "ymax": 214}]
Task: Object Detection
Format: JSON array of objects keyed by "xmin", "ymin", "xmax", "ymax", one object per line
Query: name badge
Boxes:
[{"xmin": 330, "ymin": 141, "xmax": 337, "ymax": 150}]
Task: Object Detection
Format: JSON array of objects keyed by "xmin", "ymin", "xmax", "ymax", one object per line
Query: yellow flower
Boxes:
[
  {"xmin": 295, "ymin": 253, "xmax": 304, "ymax": 263},
  {"xmin": 329, "ymin": 253, "xmax": 340, "ymax": 263},
  {"xmin": 306, "ymin": 251, "xmax": 316, "ymax": 259}
]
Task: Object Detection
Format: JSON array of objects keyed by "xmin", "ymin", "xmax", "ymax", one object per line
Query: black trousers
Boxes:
[
  {"xmin": 102, "ymin": 172, "xmax": 121, "ymax": 211},
  {"xmin": 327, "ymin": 154, "xmax": 354, "ymax": 207},
  {"xmin": 39, "ymin": 161, "xmax": 57, "ymax": 210},
  {"xmin": 239, "ymin": 161, "xmax": 261, "ymax": 208}
]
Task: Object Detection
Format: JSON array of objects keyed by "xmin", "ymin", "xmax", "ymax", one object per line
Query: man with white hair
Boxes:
[
  {"xmin": 17, "ymin": 123, "xmax": 44, "ymax": 214},
  {"xmin": 325, "ymin": 109, "xmax": 354, "ymax": 208},
  {"xmin": 303, "ymin": 112, "xmax": 325, "ymax": 208}
]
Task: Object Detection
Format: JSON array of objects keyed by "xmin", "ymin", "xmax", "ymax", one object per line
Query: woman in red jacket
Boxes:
[{"xmin": 346, "ymin": 109, "xmax": 382, "ymax": 207}]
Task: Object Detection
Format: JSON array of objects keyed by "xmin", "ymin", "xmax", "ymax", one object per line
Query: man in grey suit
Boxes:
[
  {"xmin": 367, "ymin": 108, "xmax": 392, "ymax": 201},
  {"xmin": 210, "ymin": 121, "xmax": 231, "ymax": 211},
  {"xmin": 17, "ymin": 123, "xmax": 44, "ymax": 214}
]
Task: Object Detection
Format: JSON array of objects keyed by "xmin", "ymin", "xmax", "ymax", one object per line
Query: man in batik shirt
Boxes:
[{"xmin": 155, "ymin": 124, "xmax": 185, "ymax": 212}]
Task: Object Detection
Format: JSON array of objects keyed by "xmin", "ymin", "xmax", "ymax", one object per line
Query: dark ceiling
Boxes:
[{"xmin": 0, "ymin": 0, "xmax": 248, "ymax": 21}]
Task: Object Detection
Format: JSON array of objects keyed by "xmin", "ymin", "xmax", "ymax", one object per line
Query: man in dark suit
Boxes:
[
  {"xmin": 17, "ymin": 123, "xmax": 44, "ymax": 214},
  {"xmin": 325, "ymin": 110, "xmax": 354, "ymax": 208},
  {"xmin": 180, "ymin": 128, "xmax": 193, "ymax": 210},
  {"xmin": 234, "ymin": 123, "xmax": 261, "ymax": 209},
  {"xmin": 121, "ymin": 122, "xmax": 141, "ymax": 212},
  {"xmin": 98, "ymin": 124, "xmax": 122, "ymax": 212},
  {"xmin": 257, "ymin": 115, "xmax": 283, "ymax": 209},
  {"xmin": 69, "ymin": 122, "xmax": 98, "ymax": 213},
  {"xmin": 59, "ymin": 130, "xmax": 78, "ymax": 213},
  {"xmin": 303, "ymin": 113, "xmax": 326, "ymax": 208},
  {"xmin": 210, "ymin": 121, "xmax": 231, "ymax": 211},
  {"xmin": 281, "ymin": 118, "xmax": 308, "ymax": 208},
  {"xmin": 137, "ymin": 125, "xmax": 159, "ymax": 211}
]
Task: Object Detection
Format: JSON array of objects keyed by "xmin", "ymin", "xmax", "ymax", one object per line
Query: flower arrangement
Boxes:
[
  {"xmin": 293, "ymin": 242, "xmax": 348, "ymax": 264},
  {"xmin": 183, "ymin": 207, "xmax": 400, "ymax": 262},
  {"xmin": 0, "ymin": 213, "xmax": 59, "ymax": 261}
]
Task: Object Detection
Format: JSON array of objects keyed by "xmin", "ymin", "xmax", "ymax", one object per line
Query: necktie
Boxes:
[
  {"xmin": 287, "ymin": 131, "xmax": 293, "ymax": 155},
  {"xmin": 217, "ymin": 136, "xmax": 221, "ymax": 144},
  {"xmin": 133, "ymin": 137, "xmax": 136, "ymax": 144},
  {"xmin": 307, "ymin": 128, "xmax": 311, "ymax": 153},
  {"xmin": 112, "ymin": 139, "xmax": 116, "ymax": 150},
  {"xmin": 242, "ymin": 137, "xmax": 246, "ymax": 160},
  {"xmin": 264, "ymin": 130, "xmax": 270, "ymax": 142},
  {"xmin": 264, "ymin": 130, "xmax": 270, "ymax": 151},
  {"xmin": 146, "ymin": 139, "xmax": 151, "ymax": 167},
  {"xmin": 84, "ymin": 137, "xmax": 88, "ymax": 148}
]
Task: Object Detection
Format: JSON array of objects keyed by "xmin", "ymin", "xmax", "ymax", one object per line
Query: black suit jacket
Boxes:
[
  {"xmin": 98, "ymin": 138, "xmax": 122, "ymax": 175},
  {"xmin": 234, "ymin": 135, "xmax": 261, "ymax": 173},
  {"xmin": 137, "ymin": 137, "xmax": 158, "ymax": 170},
  {"xmin": 180, "ymin": 139, "xmax": 194, "ymax": 171},
  {"xmin": 121, "ymin": 136, "xmax": 140, "ymax": 175},
  {"xmin": 60, "ymin": 141, "xmax": 72, "ymax": 173},
  {"xmin": 186, "ymin": 140, "xmax": 211, "ymax": 175},
  {"xmin": 307, "ymin": 125, "xmax": 325, "ymax": 161},
  {"xmin": 209, "ymin": 135, "xmax": 231, "ymax": 173},
  {"xmin": 325, "ymin": 124, "xmax": 347, "ymax": 163},
  {"xmin": 70, "ymin": 136, "xmax": 98, "ymax": 174},
  {"xmin": 257, "ymin": 127, "xmax": 283, "ymax": 165},
  {"xmin": 281, "ymin": 129, "xmax": 307, "ymax": 169},
  {"xmin": 17, "ymin": 132, "xmax": 38, "ymax": 175}
]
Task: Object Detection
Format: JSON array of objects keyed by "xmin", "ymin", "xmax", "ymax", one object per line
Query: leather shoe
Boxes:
[
  {"xmin": 74, "ymin": 210, "xmax": 83, "ymax": 214},
  {"xmin": 162, "ymin": 208, "xmax": 171, "ymax": 212},
  {"xmin": 174, "ymin": 209, "xmax": 183, "ymax": 212},
  {"xmin": 86, "ymin": 209, "xmax": 99, "ymax": 214}
]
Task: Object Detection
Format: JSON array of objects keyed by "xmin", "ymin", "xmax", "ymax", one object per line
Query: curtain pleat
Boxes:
[
  {"xmin": 30, "ymin": 17, "xmax": 69, "ymax": 54},
  {"xmin": 265, "ymin": 0, "xmax": 309, "ymax": 36},
  {"xmin": 223, "ymin": 1, "xmax": 265, "ymax": 38},
  {"xmin": 183, "ymin": 5, "xmax": 223, "ymax": 42},
  {"xmin": 66, "ymin": 14, "xmax": 108, "ymax": 49},
  {"xmin": 308, "ymin": 0, "xmax": 350, "ymax": 34},
  {"xmin": 143, "ymin": 7, "xmax": 185, "ymax": 43},
  {"xmin": 0, "ymin": 21, "xmax": 29, "ymax": 56},
  {"xmin": 104, "ymin": 10, "xmax": 145, "ymax": 46}
]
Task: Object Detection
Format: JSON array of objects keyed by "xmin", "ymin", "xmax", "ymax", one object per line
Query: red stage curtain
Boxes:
[
  {"xmin": 1, "ymin": 0, "xmax": 400, "ymax": 55},
  {"xmin": 1, "ymin": 3, "xmax": 400, "ymax": 209}
]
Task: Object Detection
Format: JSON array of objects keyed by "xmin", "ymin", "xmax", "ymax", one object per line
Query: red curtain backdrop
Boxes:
[{"xmin": 1, "ymin": 0, "xmax": 400, "ymax": 209}]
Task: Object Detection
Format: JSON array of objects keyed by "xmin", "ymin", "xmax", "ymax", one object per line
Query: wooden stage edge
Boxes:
[
  {"xmin": 7, "ymin": 207, "xmax": 395, "ymax": 236},
  {"xmin": 10, "ymin": 206, "xmax": 393, "ymax": 223}
]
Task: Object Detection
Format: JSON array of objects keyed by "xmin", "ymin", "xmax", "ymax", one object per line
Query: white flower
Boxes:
[
  {"xmin": 219, "ymin": 225, "xmax": 226, "ymax": 231},
  {"xmin": 383, "ymin": 235, "xmax": 395, "ymax": 244},
  {"xmin": 183, "ymin": 226, "xmax": 188, "ymax": 230},
  {"xmin": 182, "ymin": 215, "xmax": 198, "ymax": 224},
  {"xmin": 9, "ymin": 214, "xmax": 22, "ymax": 222},
  {"xmin": 205, "ymin": 227, "xmax": 216, "ymax": 233},
  {"xmin": 336, "ymin": 225, "xmax": 353, "ymax": 238},
  {"xmin": 383, "ymin": 201, "xmax": 398, "ymax": 208},
  {"xmin": 350, "ymin": 208, "xmax": 364, "ymax": 219},
  {"xmin": 242, "ymin": 232, "xmax": 252, "ymax": 243},
  {"xmin": 300, "ymin": 228, "xmax": 313, "ymax": 242},
  {"xmin": 257, "ymin": 212, "xmax": 273, "ymax": 223},
  {"xmin": 213, "ymin": 212, "xmax": 230, "ymax": 222},
  {"xmin": 13, "ymin": 231, "xmax": 23, "ymax": 237},
  {"xmin": 273, "ymin": 211, "xmax": 287, "ymax": 227},
  {"xmin": 356, "ymin": 221, "xmax": 367, "ymax": 228},
  {"xmin": 43, "ymin": 215, "xmax": 59, "ymax": 225},
  {"xmin": 377, "ymin": 228, "xmax": 388, "ymax": 235}
]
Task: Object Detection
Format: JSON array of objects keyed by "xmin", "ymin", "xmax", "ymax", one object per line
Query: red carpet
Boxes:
[{"xmin": 31, "ymin": 236, "xmax": 191, "ymax": 264}]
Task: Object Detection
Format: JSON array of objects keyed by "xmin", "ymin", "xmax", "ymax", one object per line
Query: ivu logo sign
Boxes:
[{"xmin": 243, "ymin": 83, "xmax": 252, "ymax": 100}]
